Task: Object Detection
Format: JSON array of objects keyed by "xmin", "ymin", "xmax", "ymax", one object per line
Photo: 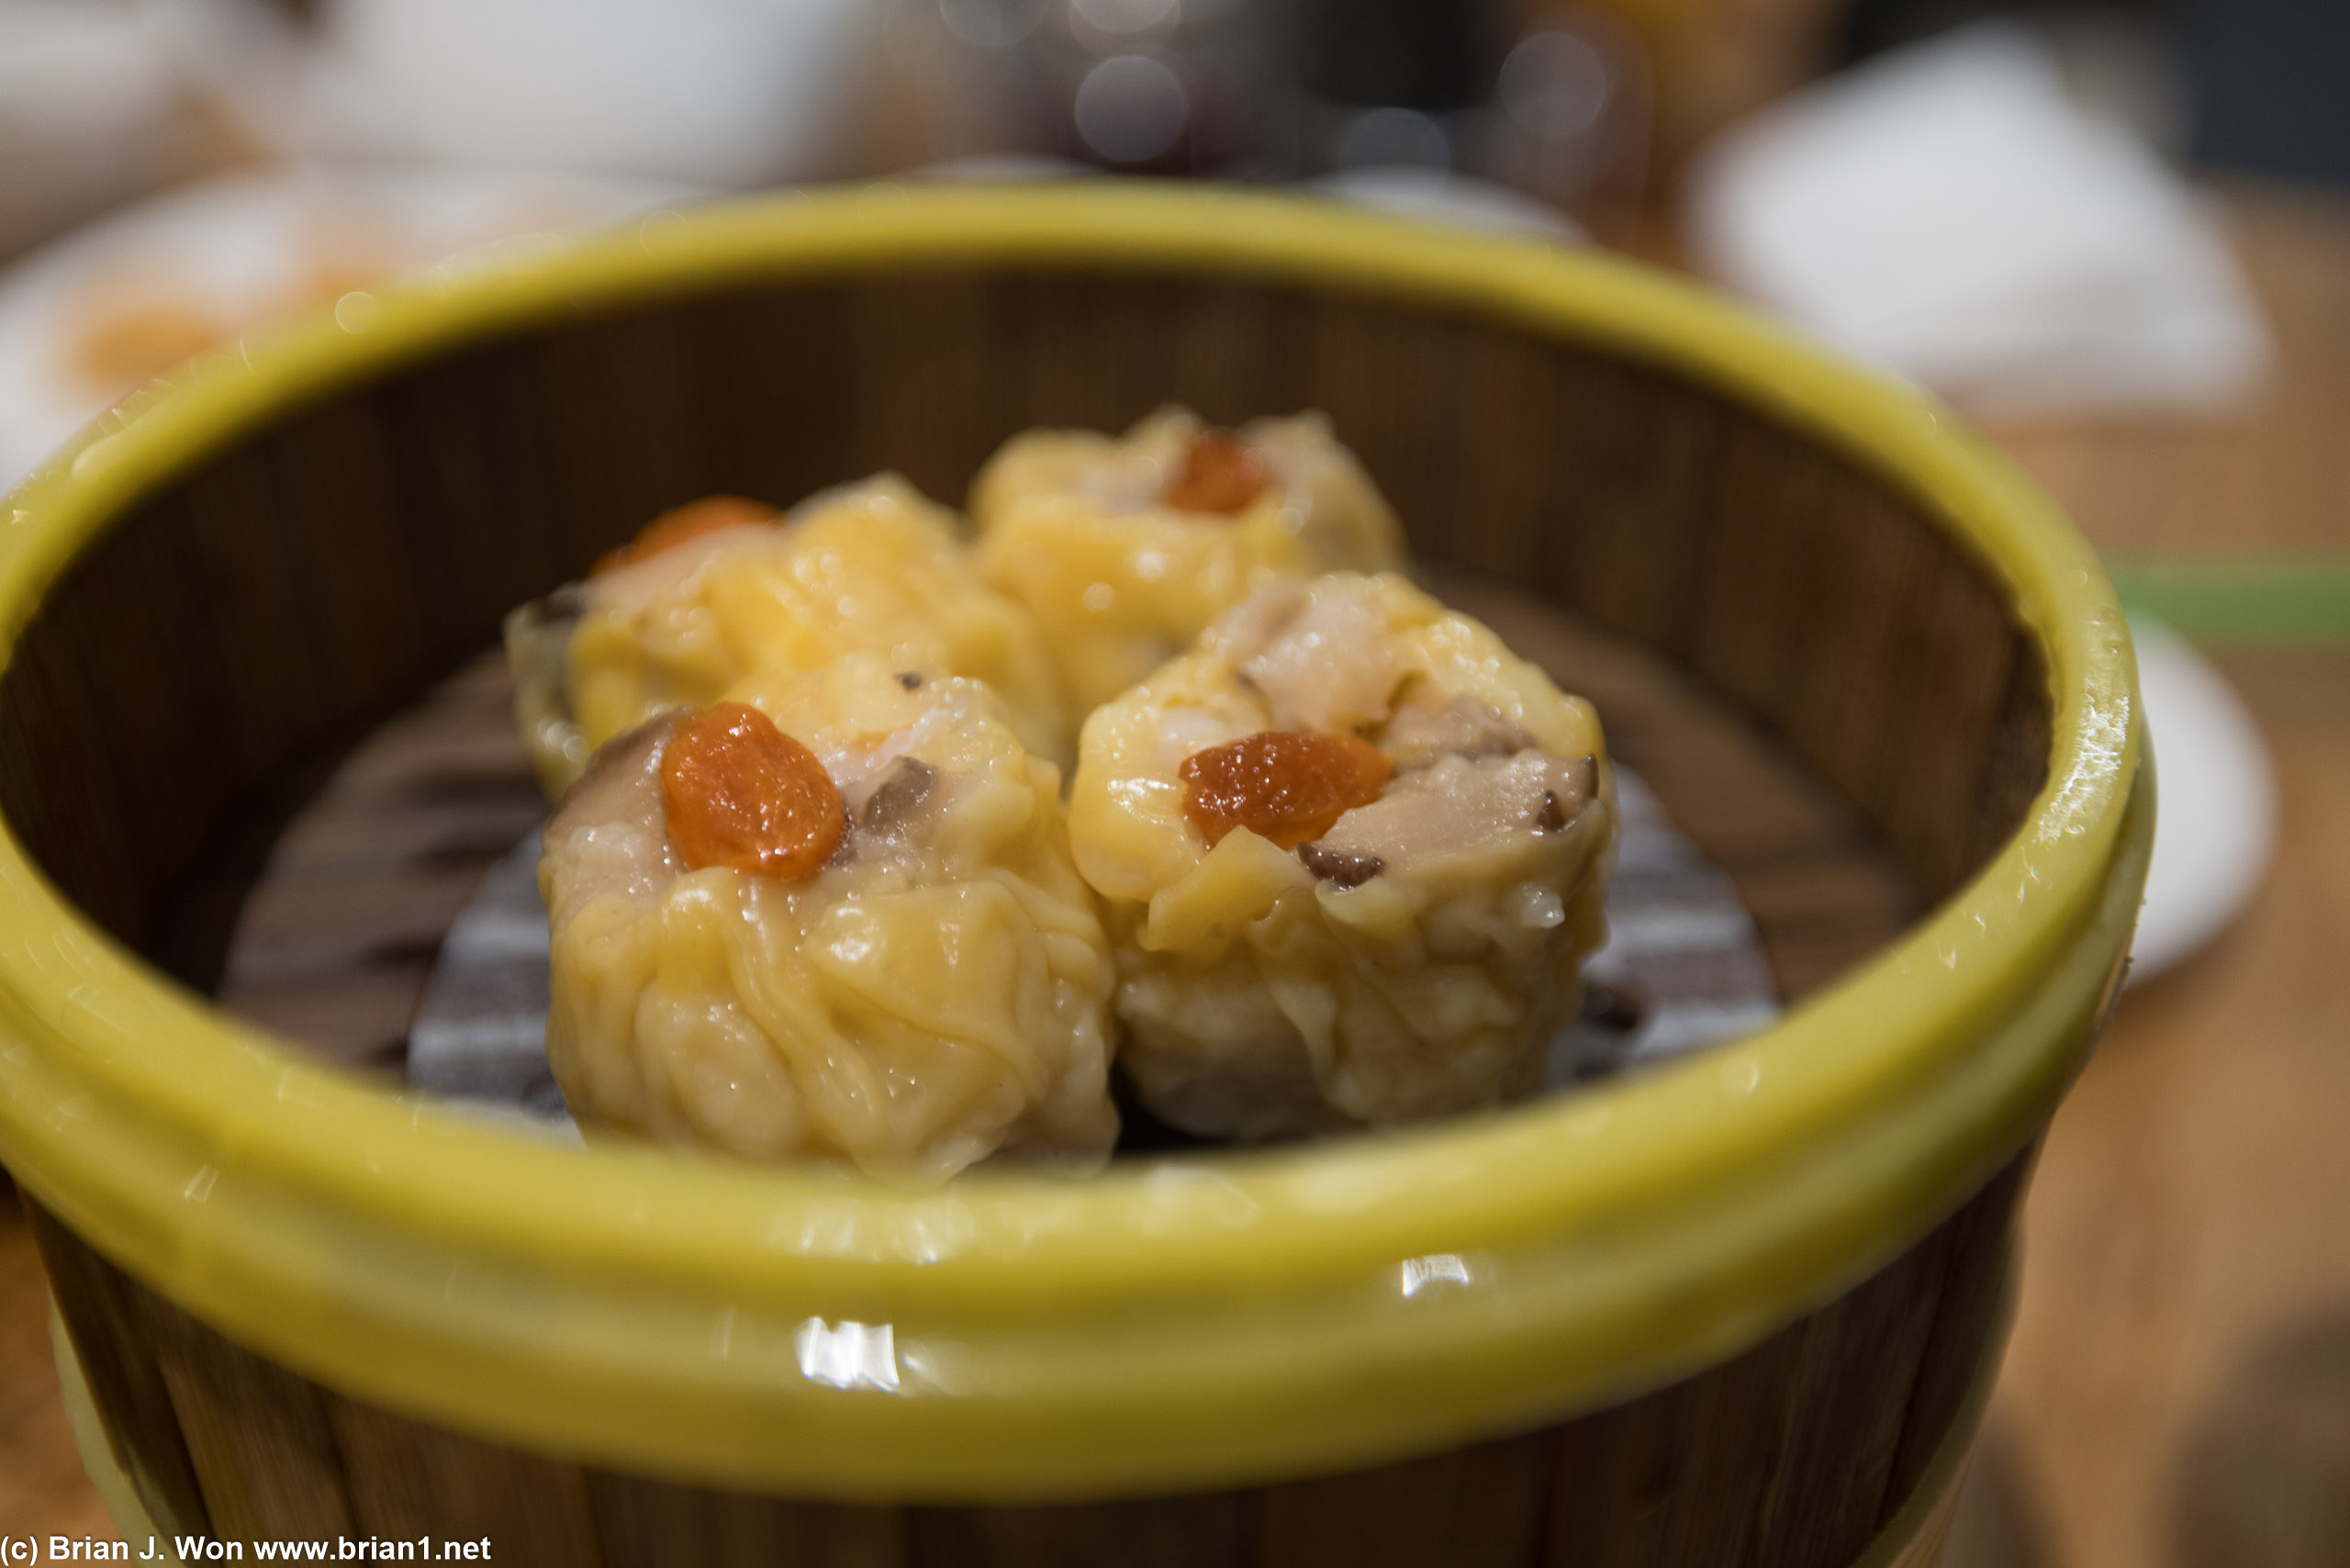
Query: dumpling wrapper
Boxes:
[
  {"xmin": 509, "ymin": 476, "xmax": 1069, "ymax": 799},
  {"xmin": 971, "ymin": 407, "xmax": 1409, "ymax": 715},
  {"xmin": 543, "ymin": 653, "xmax": 1117, "ymax": 1184},
  {"xmin": 1069, "ymin": 573, "xmax": 1617, "ymax": 1139}
]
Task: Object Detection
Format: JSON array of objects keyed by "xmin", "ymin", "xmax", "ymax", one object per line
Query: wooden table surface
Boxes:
[
  {"xmin": 1935, "ymin": 180, "xmax": 2350, "ymax": 1568},
  {"xmin": 6, "ymin": 181, "xmax": 2349, "ymax": 1565},
  {"xmin": 1941, "ymin": 648, "xmax": 2350, "ymax": 1568}
]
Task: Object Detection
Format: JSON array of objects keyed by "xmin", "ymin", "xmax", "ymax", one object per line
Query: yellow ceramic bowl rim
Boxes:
[{"xmin": 0, "ymin": 184, "xmax": 2144, "ymax": 1503}]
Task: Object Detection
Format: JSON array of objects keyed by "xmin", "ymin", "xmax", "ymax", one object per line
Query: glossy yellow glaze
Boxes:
[
  {"xmin": 50, "ymin": 1260, "xmax": 2011, "ymax": 1563},
  {"xmin": 0, "ymin": 184, "xmax": 2145, "ymax": 1501}
]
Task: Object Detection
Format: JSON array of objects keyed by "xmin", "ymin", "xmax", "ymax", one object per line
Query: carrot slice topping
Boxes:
[
  {"xmin": 1162, "ymin": 429, "xmax": 1274, "ymax": 515},
  {"xmin": 593, "ymin": 495, "xmax": 779, "ymax": 575},
  {"xmin": 1180, "ymin": 732, "xmax": 1392, "ymax": 850},
  {"xmin": 660, "ymin": 703, "xmax": 845, "ymax": 877}
]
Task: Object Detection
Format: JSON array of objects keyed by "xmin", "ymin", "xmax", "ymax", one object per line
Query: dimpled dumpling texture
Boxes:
[
  {"xmin": 543, "ymin": 654, "xmax": 1117, "ymax": 1184},
  {"xmin": 1069, "ymin": 573, "xmax": 1617, "ymax": 1140},
  {"xmin": 520, "ymin": 476, "xmax": 1069, "ymax": 797},
  {"xmin": 971, "ymin": 407, "xmax": 1409, "ymax": 714}
]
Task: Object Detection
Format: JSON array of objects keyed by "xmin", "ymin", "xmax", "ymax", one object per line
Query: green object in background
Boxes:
[{"xmin": 2108, "ymin": 557, "xmax": 2350, "ymax": 647}]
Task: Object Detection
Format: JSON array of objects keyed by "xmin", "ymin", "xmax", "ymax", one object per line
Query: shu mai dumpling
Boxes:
[
  {"xmin": 970, "ymin": 407, "xmax": 1409, "ymax": 714},
  {"xmin": 541, "ymin": 652, "xmax": 1118, "ymax": 1183},
  {"xmin": 507, "ymin": 478, "xmax": 1068, "ymax": 799},
  {"xmin": 1069, "ymin": 572, "xmax": 1616, "ymax": 1140}
]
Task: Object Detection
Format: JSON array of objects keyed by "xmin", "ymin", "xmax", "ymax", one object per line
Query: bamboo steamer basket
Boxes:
[{"xmin": 0, "ymin": 185, "xmax": 2147, "ymax": 1567}]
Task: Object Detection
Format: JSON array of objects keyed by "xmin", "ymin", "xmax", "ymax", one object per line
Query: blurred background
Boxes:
[{"xmin": 0, "ymin": 1, "xmax": 2345, "ymax": 1563}]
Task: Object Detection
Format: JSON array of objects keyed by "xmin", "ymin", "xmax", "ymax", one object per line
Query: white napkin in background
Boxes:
[{"xmin": 1684, "ymin": 22, "xmax": 2271, "ymax": 419}]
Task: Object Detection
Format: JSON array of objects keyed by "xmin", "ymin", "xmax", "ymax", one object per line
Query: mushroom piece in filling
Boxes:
[
  {"xmin": 1068, "ymin": 572, "xmax": 1617, "ymax": 1139},
  {"xmin": 504, "ymin": 476, "xmax": 1069, "ymax": 800},
  {"xmin": 969, "ymin": 406, "xmax": 1411, "ymax": 714},
  {"xmin": 541, "ymin": 652, "xmax": 1117, "ymax": 1183}
]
